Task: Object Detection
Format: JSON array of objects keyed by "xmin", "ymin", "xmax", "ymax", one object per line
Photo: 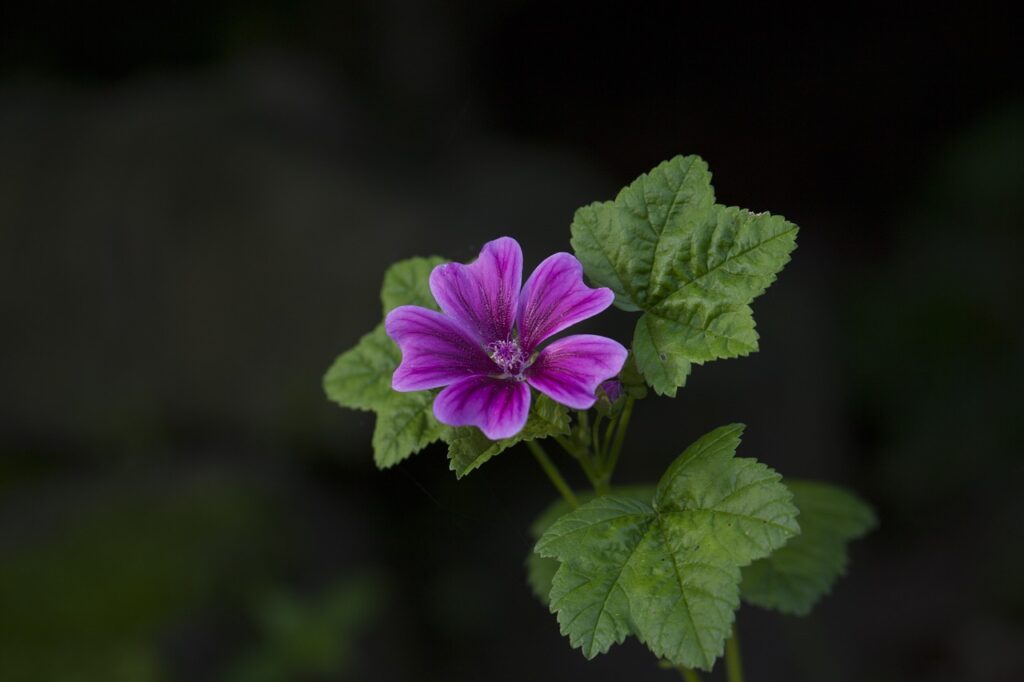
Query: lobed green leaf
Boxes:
[
  {"xmin": 536, "ymin": 424, "xmax": 799, "ymax": 670},
  {"xmin": 740, "ymin": 480, "xmax": 876, "ymax": 615},
  {"xmin": 380, "ymin": 256, "xmax": 446, "ymax": 313},
  {"xmin": 371, "ymin": 391, "xmax": 450, "ymax": 469},
  {"xmin": 571, "ymin": 155, "xmax": 798, "ymax": 396},
  {"xmin": 323, "ymin": 257, "xmax": 450, "ymax": 468},
  {"xmin": 525, "ymin": 486, "xmax": 656, "ymax": 605},
  {"xmin": 538, "ymin": 495, "xmax": 656, "ymax": 658},
  {"xmin": 323, "ymin": 325, "xmax": 401, "ymax": 413},
  {"xmin": 617, "ymin": 351, "xmax": 649, "ymax": 400}
]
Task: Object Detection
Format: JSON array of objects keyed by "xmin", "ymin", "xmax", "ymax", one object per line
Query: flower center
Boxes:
[{"xmin": 486, "ymin": 339, "xmax": 529, "ymax": 379}]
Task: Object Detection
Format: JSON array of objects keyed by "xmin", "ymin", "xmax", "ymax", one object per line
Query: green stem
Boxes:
[
  {"xmin": 678, "ymin": 667, "xmax": 702, "ymax": 682},
  {"xmin": 552, "ymin": 434, "xmax": 605, "ymax": 493},
  {"xmin": 725, "ymin": 627, "xmax": 744, "ymax": 682},
  {"xmin": 526, "ymin": 440, "xmax": 578, "ymax": 508},
  {"xmin": 591, "ymin": 414, "xmax": 604, "ymax": 461},
  {"xmin": 603, "ymin": 396, "xmax": 635, "ymax": 479},
  {"xmin": 552, "ymin": 434, "xmax": 585, "ymax": 461},
  {"xmin": 602, "ymin": 417, "xmax": 617, "ymax": 459},
  {"xmin": 577, "ymin": 410, "xmax": 591, "ymax": 445},
  {"xmin": 590, "ymin": 413, "xmax": 611, "ymax": 495}
]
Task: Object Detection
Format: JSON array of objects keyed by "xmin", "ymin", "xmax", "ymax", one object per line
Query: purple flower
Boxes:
[{"xmin": 385, "ymin": 237, "xmax": 627, "ymax": 440}]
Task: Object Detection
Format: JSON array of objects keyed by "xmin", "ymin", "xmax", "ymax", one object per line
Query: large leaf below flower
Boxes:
[
  {"xmin": 323, "ymin": 256, "xmax": 450, "ymax": 468},
  {"xmin": 741, "ymin": 480, "xmax": 875, "ymax": 615},
  {"xmin": 536, "ymin": 424, "xmax": 799, "ymax": 670},
  {"xmin": 447, "ymin": 394, "xmax": 571, "ymax": 478},
  {"xmin": 570, "ymin": 155, "xmax": 798, "ymax": 396},
  {"xmin": 526, "ymin": 486, "xmax": 655, "ymax": 604}
]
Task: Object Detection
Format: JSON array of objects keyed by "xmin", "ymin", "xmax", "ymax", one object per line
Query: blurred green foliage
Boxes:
[
  {"xmin": 0, "ymin": 468, "xmax": 388, "ymax": 681},
  {"xmin": 845, "ymin": 105, "xmax": 1024, "ymax": 638},
  {"xmin": 226, "ymin": 577, "xmax": 385, "ymax": 682},
  {"xmin": 0, "ymin": 471, "xmax": 276, "ymax": 681},
  {"xmin": 847, "ymin": 106, "xmax": 1024, "ymax": 519}
]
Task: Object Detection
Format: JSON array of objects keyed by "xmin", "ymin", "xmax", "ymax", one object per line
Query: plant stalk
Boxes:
[
  {"xmin": 591, "ymin": 414, "xmax": 604, "ymax": 460},
  {"xmin": 577, "ymin": 410, "xmax": 591, "ymax": 445},
  {"xmin": 603, "ymin": 396, "xmax": 635, "ymax": 479},
  {"xmin": 553, "ymin": 434, "xmax": 604, "ymax": 492},
  {"xmin": 725, "ymin": 627, "xmax": 744, "ymax": 682},
  {"xmin": 678, "ymin": 666, "xmax": 702, "ymax": 682},
  {"xmin": 527, "ymin": 440, "xmax": 578, "ymax": 508}
]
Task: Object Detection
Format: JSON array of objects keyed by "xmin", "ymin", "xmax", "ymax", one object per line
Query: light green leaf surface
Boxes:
[
  {"xmin": 380, "ymin": 256, "xmax": 446, "ymax": 313},
  {"xmin": 617, "ymin": 351, "xmax": 649, "ymax": 400},
  {"xmin": 527, "ymin": 501, "xmax": 573, "ymax": 605},
  {"xmin": 526, "ymin": 543, "xmax": 561, "ymax": 606},
  {"xmin": 741, "ymin": 480, "xmax": 876, "ymax": 615},
  {"xmin": 526, "ymin": 486, "xmax": 656, "ymax": 604},
  {"xmin": 323, "ymin": 257, "xmax": 450, "ymax": 468},
  {"xmin": 447, "ymin": 394, "xmax": 571, "ymax": 478},
  {"xmin": 323, "ymin": 325, "xmax": 400, "ymax": 413},
  {"xmin": 371, "ymin": 390, "xmax": 450, "ymax": 469},
  {"xmin": 570, "ymin": 155, "xmax": 798, "ymax": 396},
  {"xmin": 536, "ymin": 424, "xmax": 799, "ymax": 670}
]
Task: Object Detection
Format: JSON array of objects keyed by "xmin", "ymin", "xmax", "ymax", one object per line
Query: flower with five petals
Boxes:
[{"xmin": 385, "ymin": 237, "xmax": 627, "ymax": 439}]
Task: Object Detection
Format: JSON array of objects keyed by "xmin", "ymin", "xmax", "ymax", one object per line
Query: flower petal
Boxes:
[
  {"xmin": 517, "ymin": 253, "xmax": 615, "ymax": 351},
  {"xmin": 429, "ymin": 237, "xmax": 523, "ymax": 343},
  {"xmin": 433, "ymin": 376, "xmax": 531, "ymax": 440},
  {"xmin": 385, "ymin": 305, "xmax": 495, "ymax": 391},
  {"xmin": 526, "ymin": 335, "xmax": 628, "ymax": 410}
]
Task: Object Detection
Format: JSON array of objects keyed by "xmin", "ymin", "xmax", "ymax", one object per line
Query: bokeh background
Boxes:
[{"xmin": 2, "ymin": 3, "xmax": 1021, "ymax": 680}]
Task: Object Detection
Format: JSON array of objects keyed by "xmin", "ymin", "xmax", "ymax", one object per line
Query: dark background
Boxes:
[{"xmin": 2, "ymin": 2, "xmax": 1022, "ymax": 680}]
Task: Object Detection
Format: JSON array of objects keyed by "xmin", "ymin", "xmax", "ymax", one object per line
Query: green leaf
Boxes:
[
  {"xmin": 618, "ymin": 351, "xmax": 649, "ymax": 400},
  {"xmin": 526, "ymin": 544, "xmax": 560, "ymax": 605},
  {"xmin": 526, "ymin": 486, "xmax": 656, "ymax": 605},
  {"xmin": 539, "ymin": 496, "xmax": 655, "ymax": 659},
  {"xmin": 446, "ymin": 394, "xmax": 571, "ymax": 478},
  {"xmin": 741, "ymin": 480, "xmax": 876, "ymax": 616},
  {"xmin": 632, "ymin": 315, "xmax": 693, "ymax": 398},
  {"xmin": 380, "ymin": 256, "xmax": 446, "ymax": 313},
  {"xmin": 570, "ymin": 155, "xmax": 798, "ymax": 396},
  {"xmin": 526, "ymin": 506, "xmax": 568, "ymax": 604},
  {"xmin": 323, "ymin": 256, "xmax": 451, "ymax": 468},
  {"xmin": 371, "ymin": 390, "xmax": 450, "ymax": 469},
  {"xmin": 323, "ymin": 325, "xmax": 400, "ymax": 412},
  {"xmin": 536, "ymin": 424, "xmax": 799, "ymax": 670}
]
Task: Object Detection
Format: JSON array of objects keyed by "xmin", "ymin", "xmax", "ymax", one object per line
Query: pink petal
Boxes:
[
  {"xmin": 429, "ymin": 237, "xmax": 523, "ymax": 343},
  {"xmin": 433, "ymin": 375, "xmax": 531, "ymax": 440},
  {"xmin": 385, "ymin": 305, "xmax": 495, "ymax": 391},
  {"xmin": 517, "ymin": 253, "xmax": 615, "ymax": 351},
  {"xmin": 526, "ymin": 335, "xmax": 628, "ymax": 410}
]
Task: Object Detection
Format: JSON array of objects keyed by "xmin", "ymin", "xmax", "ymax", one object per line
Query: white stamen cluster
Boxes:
[{"xmin": 486, "ymin": 339, "xmax": 529, "ymax": 379}]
